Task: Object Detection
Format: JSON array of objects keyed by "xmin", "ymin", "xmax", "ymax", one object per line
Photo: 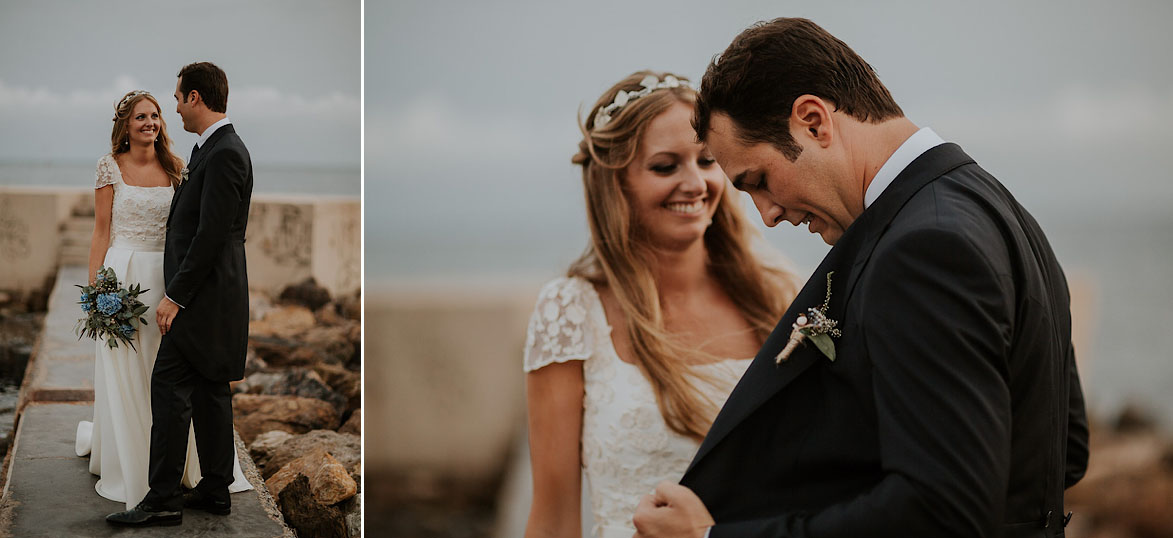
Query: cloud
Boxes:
[
  {"xmin": 1052, "ymin": 84, "xmax": 1173, "ymax": 142},
  {"xmin": 368, "ymin": 95, "xmax": 564, "ymax": 165},
  {"xmin": 0, "ymin": 76, "xmax": 146, "ymax": 110},
  {"xmin": 916, "ymin": 83, "xmax": 1173, "ymax": 147},
  {"xmin": 0, "ymin": 77, "xmax": 358, "ymax": 120},
  {"xmin": 230, "ymin": 86, "xmax": 358, "ymax": 119}
]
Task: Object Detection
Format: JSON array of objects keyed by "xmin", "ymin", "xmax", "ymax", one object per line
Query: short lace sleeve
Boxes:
[
  {"xmin": 95, "ymin": 154, "xmax": 117, "ymax": 189},
  {"xmin": 523, "ymin": 276, "xmax": 599, "ymax": 372}
]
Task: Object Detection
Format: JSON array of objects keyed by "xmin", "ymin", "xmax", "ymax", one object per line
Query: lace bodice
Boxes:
[
  {"xmin": 96, "ymin": 154, "xmax": 174, "ymax": 248},
  {"xmin": 524, "ymin": 277, "xmax": 751, "ymax": 538}
]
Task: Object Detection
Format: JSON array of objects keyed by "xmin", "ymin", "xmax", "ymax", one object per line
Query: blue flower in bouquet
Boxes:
[
  {"xmin": 80, "ymin": 292, "xmax": 90, "ymax": 303},
  {"xmin": 118, "ymin": 324, "xmax": 135, "ymax": 338},
  {"xmin": 96, "ymin": 293, "xmax": 122, "ymax": 316},
  {"xmin": 81, "ymin": 302, "xmax": 92, "ymax": 312}
]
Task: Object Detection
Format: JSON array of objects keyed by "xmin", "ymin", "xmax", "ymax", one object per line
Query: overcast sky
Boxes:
[
  {"xmin": 368, "ymin": 0, "xmax": 1173, "ymax": 279},
  {"xmin": 0, "ymin": 0, "xmax": 359, "ymax": 168}
]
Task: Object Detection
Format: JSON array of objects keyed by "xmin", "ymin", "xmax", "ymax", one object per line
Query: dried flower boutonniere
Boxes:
[
  {"xmin": 179, "ymin": 167, "xmax": 189, "ymax": 186},
  {"xmin": 776, "ymin": 271, "xmax": 842, "ymax": 364}
]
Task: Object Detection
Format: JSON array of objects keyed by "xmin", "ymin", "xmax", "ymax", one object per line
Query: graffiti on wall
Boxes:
[
  {"xmin": 248, "ymin": 203, "xmax": 312, "ymax": 268},
  {"xmin": 0, "ymin": 197, "xmax": 32, "ymax": 262}
]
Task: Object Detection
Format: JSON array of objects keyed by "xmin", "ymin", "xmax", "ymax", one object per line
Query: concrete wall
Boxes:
[
  {"xmin": 0, "ymin": 189, "xmax": 68, "ymax": 292},
  {"xmin": 0, "ymin": 187, "xmax": 359, "ymax": 297},
  {"xmin": 365, "ymin": 281, "xmax": 540, "ymax": 482}
]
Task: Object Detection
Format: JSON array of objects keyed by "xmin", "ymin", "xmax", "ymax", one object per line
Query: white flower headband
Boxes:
[
  {"xmin": 118, "ymin": 90, "xmax": 151, "ymax": 110},
  {"xmin": 593, "ymin": 74, "xmax": 695, "ymax": 130}
]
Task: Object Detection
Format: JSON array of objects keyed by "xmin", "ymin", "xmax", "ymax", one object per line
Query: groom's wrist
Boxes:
[{"xmin": 165, "ymin": 294, "xmax": 185, "ymax": 309}]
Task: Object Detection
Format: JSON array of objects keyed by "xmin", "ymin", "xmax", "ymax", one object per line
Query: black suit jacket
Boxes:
[
  {"xmin": 164, "ymin": 124, "xmax": 253, "ymax": 382},
  {"xmin": 681, "ymin": 144, "xmax": 1089, "ymax": 538}
]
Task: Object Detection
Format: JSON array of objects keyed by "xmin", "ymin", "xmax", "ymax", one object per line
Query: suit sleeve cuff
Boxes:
[{"xmin": 165, "ymin": 294, "xmax": 185, "ymax": 309}]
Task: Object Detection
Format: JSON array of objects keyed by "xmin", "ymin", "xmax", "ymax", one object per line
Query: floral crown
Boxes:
[
  {"xmin": 117, "ymin": 90, "xmax": 151, "ymax": 110},
  {"xmin": 592, "ymin": 74, "xmax": 695, "ymax": 130}
]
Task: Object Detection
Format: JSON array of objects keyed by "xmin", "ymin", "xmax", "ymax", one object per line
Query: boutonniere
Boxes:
[
  {"xmin": 179, "ymin": 167, "xmax": 189, "ymax": 186},
  {"xmin": 776, "ymin": 271, "xmax": 842, "ymax": 364}
]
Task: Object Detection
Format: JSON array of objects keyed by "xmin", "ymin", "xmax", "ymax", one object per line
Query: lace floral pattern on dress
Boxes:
[
  {"xmin": 97, "ymin": 154, "xmax": 174, "ymax": 246},
  {"xmin": 523, "ymin": 276, "xmax": 750, "ymax": 538},
  {"xmin": 523, "ymin": 277, "xmax": 598, "ymax": 372}
]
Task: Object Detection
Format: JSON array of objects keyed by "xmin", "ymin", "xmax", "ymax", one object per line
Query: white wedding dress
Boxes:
[
  {"xmin": 524, "ymin": 276, "xmax": 751, "ymax": 538},
  {"xmin": 75, "ymin": 153, "xmax": 252, "ymax": 510}
]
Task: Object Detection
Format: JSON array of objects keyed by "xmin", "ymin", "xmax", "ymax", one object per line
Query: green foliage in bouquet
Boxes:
[{"xmin": 75, "ymin": 266, "xmax": 150, "ymax": 350}]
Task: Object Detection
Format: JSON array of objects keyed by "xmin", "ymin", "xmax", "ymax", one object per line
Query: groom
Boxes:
[
  {"xmin": 633, "ymin": 19, "xmax": 1089, "ymax": 538},
  {"xmin": 107, "ymin": 62, "xmax": 253, "ymax": 526}
]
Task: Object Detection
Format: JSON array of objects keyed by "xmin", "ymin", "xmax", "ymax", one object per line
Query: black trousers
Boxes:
[{"xmin": 141, "ymin": 337, "xmax": 234, "ymax": 511}]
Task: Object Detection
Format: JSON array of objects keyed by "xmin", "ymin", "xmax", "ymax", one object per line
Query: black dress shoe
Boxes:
[
  {"xmin": 105, "ymin": 502, "xmax": 182, "ymax": 527},
  {"xmin": 184, "ymin": 489, "xmax": 231, "ymax": 515}
]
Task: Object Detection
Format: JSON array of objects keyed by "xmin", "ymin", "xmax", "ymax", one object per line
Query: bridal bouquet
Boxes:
[{"xmin": 76, "ymin": 266, "xmax": 150, "ymax": 350}]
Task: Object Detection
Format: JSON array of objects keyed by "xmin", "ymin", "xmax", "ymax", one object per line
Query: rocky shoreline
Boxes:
[
  {"xmin": 1065, "ymin": 406, "xmax": 1173, "ymax": 538},
  {"xmin": 237, "ymin": 278, "xmax": 362, "ymax": 538}
]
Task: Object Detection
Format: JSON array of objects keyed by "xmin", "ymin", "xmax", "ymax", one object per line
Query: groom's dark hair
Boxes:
[
  {"xmin": 177, "ymin": 62, "xmax": 229, "ymax": 113},
  {"xmin": 695, "ymin": 18, "xmax": 903, "ymax": 161}
]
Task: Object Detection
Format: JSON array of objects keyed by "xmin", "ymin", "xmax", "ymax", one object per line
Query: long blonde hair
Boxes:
[
  {"xmin": 570, "ymin": 71, "xmax": 797, "ymax": 440},
  {"xmin": 110, "ymin": 91, "xmax": 184, "ymax": 187}
]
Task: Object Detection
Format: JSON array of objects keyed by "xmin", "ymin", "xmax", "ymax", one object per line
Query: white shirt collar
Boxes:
[
  {"xmin": 196, "ymin": 117, "xmax": 232, "ymax": 148},
  {"xmin": 863, "ymin": 127, "xmax": 946, "ymax": 209}
]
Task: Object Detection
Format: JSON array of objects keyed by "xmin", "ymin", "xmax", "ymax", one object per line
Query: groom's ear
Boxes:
[{"xmin": 791, "ymin": 95, "xmax": 833, "ymax": 148}]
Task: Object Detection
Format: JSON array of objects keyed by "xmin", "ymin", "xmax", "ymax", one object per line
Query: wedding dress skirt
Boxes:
[{"xmin": 75, "ymin": 239, "xmax": 252, "ymax": 509}]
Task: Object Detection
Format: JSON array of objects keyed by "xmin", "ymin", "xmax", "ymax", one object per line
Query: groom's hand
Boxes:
[
  {"xmin": 632, "ymin": 481, "xmax": 713, "ymax": 538},
  {"xmin": 156, "ymin": 297, "xmax": 180, "ymax": 335}
]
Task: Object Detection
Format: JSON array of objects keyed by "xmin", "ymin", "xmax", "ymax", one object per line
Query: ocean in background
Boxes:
[
  {"xmin": 0, "ymin": 161, "xmax": 359, "ymax": 197},
  {"xmin": 375, "ymin": 192, "xmax": 1173, "ymax": 431}
]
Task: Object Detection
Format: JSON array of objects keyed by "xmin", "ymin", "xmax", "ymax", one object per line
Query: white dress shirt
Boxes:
[
  {"xmin": 197, "ymin": 117, "xmax": 232, "ymax": 147},
  {"xmin": 863, "ymin": 127, "xmax": 946, "ymax": 209}
]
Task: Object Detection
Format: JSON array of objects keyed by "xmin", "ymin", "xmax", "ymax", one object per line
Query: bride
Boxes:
[
  {"xmin": 524, "ymin": 71, "xmax": 797, "ymax": 538},
  {"xmin": 75, "ymin": 90, "xmax": 251, "ymax": 510}
]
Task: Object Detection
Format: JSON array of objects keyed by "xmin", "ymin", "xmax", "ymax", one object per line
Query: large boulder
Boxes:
[
  {"xmin": 248, "ymin": 430, "xmax": 294, "ymax": 471},
  {"xmin": 269, "ymin": 368, "xmax": 348, "ymax": 415},
  {"xmin": 278, "ymin": 278, "xmax": 332, "ymax": 311},
  {"xmin": 313, "ymin": 362, "xmax": 360, "ymax": 413},
  {"xmin": 248, "ymin": 335, "xmax": 302, "ymax": 366},
  {"xmin": 250, "ymin": 325, "xmax": 355, "ymax": 368},
  {"xmin": 260, "ymin": 429, "xmax": 360, "ymax": 479},
  {"xmin": 266, "ymin": 447, "xmax": 356, "ymax": 504},
  {"xmin": 249, "ymin": 304, "xmax": 316, "ymax": 339},
  {"xmin": 277, "ymin": 474, "xmax": 349, "ymax": 538},
  {"xmin": 232, "ymin": 394, "xmax": 340, "ymax": 444},
  {"xmin": 239, "ymin": 371, "xmax": 285, "ymax": 395},
  {"xmin": 1066, "ymin": 432, "xmax": 1173, "ymax": 537}
]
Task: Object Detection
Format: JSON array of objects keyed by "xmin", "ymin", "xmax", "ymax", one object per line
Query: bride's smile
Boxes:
[
  {"xmin": 625, "ymin": 101, "xmax": 725, "ymax": 249},
  {"xmin": 127, "ymin": 100, "xmax": 161, "ymax": 146}
]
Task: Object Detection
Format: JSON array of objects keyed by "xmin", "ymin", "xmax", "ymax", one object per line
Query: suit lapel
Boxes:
[
  {"xmin": 684, "ymin": 143, "xmax": 976, "ymax": 476},
  {"xmin": 685, "ymin": 222, "xmax": 862, "ymax": 474},
  {"xmin": 168, "ymin": 125, "xmax": 235, "ymax": 226},
  {"xmin": 841, "ymin": 143, "xmax": 975, "ymax": 300}
]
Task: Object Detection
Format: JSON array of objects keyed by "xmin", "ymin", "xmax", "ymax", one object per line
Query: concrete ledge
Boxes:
[{"xmin": 1, "ymin": 402, "xmax": 286, "ymax": 537}]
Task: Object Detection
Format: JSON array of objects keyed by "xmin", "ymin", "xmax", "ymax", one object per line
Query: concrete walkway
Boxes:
[{"xmin": 0, "ymin": 266, "xmax": 289, "ymax": 537}]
